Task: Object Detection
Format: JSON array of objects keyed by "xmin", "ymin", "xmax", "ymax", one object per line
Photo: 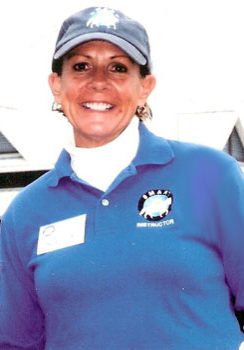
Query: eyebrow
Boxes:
[{"xmin": 64, "ymin": 51, "xmax": 132, "ymax": 61}]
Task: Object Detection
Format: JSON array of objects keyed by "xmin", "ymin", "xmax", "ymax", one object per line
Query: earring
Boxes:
[
  {"xmin": 136, "ymin": 103, "xmax": 153, "ymax": 121},
  {"xmin": 51, "ymin": 102, "xmax": 63, "ymax": 113}
]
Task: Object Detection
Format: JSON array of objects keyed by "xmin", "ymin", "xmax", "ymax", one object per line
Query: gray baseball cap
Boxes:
[{"xmin": 52, "ymin": 7, "xmax": 151, "ymax": 71}]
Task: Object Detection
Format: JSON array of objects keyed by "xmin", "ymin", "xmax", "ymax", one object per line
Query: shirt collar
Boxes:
[
  {"xmin": 47, "ymin": 150, "xmax": 72, "ymax": 187},
  {"xmin": 133, "ymin": 122, "xmax": 175, "ymax": 167},
  {"xmin": 48, "ymin": 122, "xmax": 175, "ymax": 187}
]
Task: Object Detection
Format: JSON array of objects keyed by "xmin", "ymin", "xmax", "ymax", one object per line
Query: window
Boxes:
[
  {"xmin": 0, "ymin": 132, "xmax": 21, "ymax": 159},
  {"xmin": 224, "ymin": 126, "xmax": 244, "ymax": 163},
  {"xmin": 0, "ymin": 131, "xmax": 17, "ymax": 153}
]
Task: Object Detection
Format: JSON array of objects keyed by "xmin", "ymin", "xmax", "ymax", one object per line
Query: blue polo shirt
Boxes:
[{"xmin": 1, "ymin": 123, "xmax": 244, "ymax": 349}]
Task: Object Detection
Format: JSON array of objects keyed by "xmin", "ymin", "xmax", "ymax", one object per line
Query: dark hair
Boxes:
[
  {"xmin": 139, "ymin": 64, "xmax": 151, "ymax": 77},
  {"xmin": 52, "ymin": 58, "xmax": 151, "ymax": 78},
  {"xmin": 52, "ymin": 59, "xmax": 63, "ymax": 76}
]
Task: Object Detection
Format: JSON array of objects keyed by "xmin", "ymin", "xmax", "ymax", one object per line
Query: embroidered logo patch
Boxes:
[
  {"xmin": 138, "ymin": 189, "xmax": 173, "ymax": 221},
  {"xmin": 86, "ymin": 8, "xmax": 120, "ymax": 29}
]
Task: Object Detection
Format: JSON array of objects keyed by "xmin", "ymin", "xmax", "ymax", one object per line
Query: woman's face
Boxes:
[{"xmin": 49, "ymin": 40, "xmax": 155, "ymax": 147}]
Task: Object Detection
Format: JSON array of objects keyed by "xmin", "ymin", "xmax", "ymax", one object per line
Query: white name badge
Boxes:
[{"xmin": 37, "ymin": 214, "xmax": 86, "ymax": 255}]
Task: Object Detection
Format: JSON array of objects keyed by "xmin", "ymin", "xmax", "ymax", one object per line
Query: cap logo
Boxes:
[
  {"xmin": 86, "ymin": 7, "xmax": 120, "ymax": 30},
  {"xmin": 138, "ymin": 189, "xmax": 173, "ymax": 221}
]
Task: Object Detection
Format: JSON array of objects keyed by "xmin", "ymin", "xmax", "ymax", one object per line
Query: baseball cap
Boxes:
[{"xmin": 52, "ymin": 7, "xmax": 151, "ymax": 71}]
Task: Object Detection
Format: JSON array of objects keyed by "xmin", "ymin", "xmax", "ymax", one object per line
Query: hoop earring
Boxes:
[{"xmin": 136, "ymin": 103, "xmax": 153, "ymax": 121}]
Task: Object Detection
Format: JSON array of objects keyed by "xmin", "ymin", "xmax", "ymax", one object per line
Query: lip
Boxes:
[{"xmin": 81, "ymin": 101, "xmax": 114, "ymax": 111}]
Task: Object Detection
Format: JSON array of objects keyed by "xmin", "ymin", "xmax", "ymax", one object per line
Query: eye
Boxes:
[
  {"xmin": 111, "ymin": 63, "xmax": 128, "ymax": 73},
  {"xmin": 73, "ymin": 62, "xmax": 90, "ymax": 72}
]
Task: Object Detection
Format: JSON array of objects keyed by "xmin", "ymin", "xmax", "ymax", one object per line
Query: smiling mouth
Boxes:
[{"xmin": 82, "ymin": 102, "xmax": 113, "ymax": 111}]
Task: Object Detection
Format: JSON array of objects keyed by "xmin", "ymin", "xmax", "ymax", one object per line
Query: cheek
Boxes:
[
  {"xmin": 59, "ymin": 78, "xmax": 78, "ymax": 100},
  {"xmin": 60, "ymin": 88, "xmax": 77, "ymax": 108},
  {"xmin": 119, "ymin": 79, "xmax": 140, "ymax": 95},
  {"xmin": 125, "ymin": 85, "xmax": 144, "ymax": 107}
]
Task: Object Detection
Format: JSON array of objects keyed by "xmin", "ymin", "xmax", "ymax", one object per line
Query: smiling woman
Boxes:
[
  {"xmin": 1, "ymin": 6, "xmax": 244, "ymax": 350},
  {"xmin": 49, "ymin": 40, "xmax": 155, "ymax": 147}
]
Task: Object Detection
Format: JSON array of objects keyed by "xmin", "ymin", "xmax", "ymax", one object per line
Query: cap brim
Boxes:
[{"xmin": 54, "ymin": 32, "xmax": 147, "ymax": 65}]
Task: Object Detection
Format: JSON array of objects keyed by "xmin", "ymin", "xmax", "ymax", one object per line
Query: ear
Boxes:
[
  {"xmin": 48, "ymin": 73, "xmax": 62, "ymax": 103},
  {"xmin": 139, "ymin": 74, "xmax": 156, "ymax": 104}
]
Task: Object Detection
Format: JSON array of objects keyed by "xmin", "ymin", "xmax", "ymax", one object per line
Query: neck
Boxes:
[{"xmin": 66, "ymin": 117, "xmax": 140, "ymax": 191}]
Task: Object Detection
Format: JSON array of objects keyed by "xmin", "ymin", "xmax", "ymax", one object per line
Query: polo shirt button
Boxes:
[{"xmin": 101, "ymin": 199, "xmax": 110, "ymax": 206}]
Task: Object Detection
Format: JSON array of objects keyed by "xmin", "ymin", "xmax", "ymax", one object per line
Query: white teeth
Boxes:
[{"xmin": 83, "ymin": 102, "xmax": 112, "ymax": 111}]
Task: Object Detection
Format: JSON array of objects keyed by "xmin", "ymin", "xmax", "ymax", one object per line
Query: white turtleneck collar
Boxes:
[{"xmin": 65, "ymin": 117, "xmax": 140, "ymax": 192}]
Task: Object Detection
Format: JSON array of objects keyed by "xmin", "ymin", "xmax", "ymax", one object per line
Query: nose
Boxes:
[{"xmin": 88, "ymin": 68, "xmax": 109, "ymax": 91}]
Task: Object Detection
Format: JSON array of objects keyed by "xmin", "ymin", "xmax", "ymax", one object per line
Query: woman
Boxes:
[{"xmin": 1, "ymin": 6, "xmax": 244, "ymax": 350}]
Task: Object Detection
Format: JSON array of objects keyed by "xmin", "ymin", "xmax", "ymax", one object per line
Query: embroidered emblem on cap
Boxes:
[
  {"xmin": 86, "ymin": 8, "xmax": 120, "ymax": 29},
  {"xmin": 138, "ymin": 189, "xmax": 173, "ymax": 221}
]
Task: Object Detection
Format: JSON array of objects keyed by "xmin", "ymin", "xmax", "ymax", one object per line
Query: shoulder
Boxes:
[
  {"xmin": 168, "ymin": 138, "xmax": 237, "ymax": 169},
  {"xmin": 2, "ymin": 170, "xmax": 55, "ymax": 224},
  {"xmin": 141, "ymin": 123, "xmax": 233, "ymax": 166},
  {"xmin": 139, "ymin": 124, "xmax": 240, "ymax": 176},
  {"xmin": 3, "ymin": 149, "xmax": 71, "ymax": 218},
  {"xmin": 164, "ymin": 138, "xmax": 243, "ymax": 190},
  {"xmin": 17, "ymin": 169, "xmax": 54, "ymax": 199}
]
